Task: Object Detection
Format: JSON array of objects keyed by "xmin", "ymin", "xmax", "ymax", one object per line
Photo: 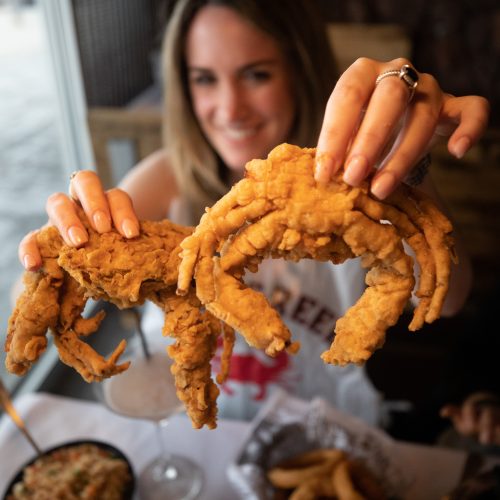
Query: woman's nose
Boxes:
[{"xmin": 217, "ymin": 82, "xmax": 248, "ymax": 122}]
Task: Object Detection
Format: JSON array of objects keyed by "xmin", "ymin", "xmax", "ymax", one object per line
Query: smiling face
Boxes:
[{"xmin": 185, "ymin": 5, "xmax": 296, "ymax": 175}]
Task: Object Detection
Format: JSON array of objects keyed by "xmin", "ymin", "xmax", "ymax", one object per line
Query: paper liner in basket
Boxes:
[{"xmin": 227, "ymin": 389, "xmax": 414, "ymax": 499}]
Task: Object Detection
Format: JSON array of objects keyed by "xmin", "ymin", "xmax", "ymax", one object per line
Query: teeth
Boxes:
[{"xmin": 223, "ymin": 128, "xmax": 256, "ymax": 140}]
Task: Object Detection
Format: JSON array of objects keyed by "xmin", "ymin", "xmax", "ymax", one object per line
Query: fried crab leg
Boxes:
[
  {"xmin": 4, "ymin": 226, "xmax": 119, "ymax": 379},
  {"xmin": 159, "ymin": 290, "xmax": 233, "ymax": 429},
  {"xmin": 177, "ymin": 143, "xmax": 455, "ymax": 365}
]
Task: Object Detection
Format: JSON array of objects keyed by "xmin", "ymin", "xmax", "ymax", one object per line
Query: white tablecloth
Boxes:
[
  {"xmin": 0, "ymin": 391, "xmax": 475, "ymax": 500},
  {"xmin": 0, "ymin": 392, "xmax": 248, "ymax": 499}
]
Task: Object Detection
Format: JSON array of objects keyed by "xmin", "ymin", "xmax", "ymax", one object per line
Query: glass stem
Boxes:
[
  {"xmin": 155, "ymin": 419, "xmax": 173, "ymax": 462},
  {"xmin": 153, "ymin": 420, "xmax": 180, "ymax": 481}
]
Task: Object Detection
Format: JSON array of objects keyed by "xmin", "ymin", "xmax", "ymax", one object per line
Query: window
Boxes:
[{"xmin": 0, "ymin": 0, "xmax": 93, "ymax": 393}]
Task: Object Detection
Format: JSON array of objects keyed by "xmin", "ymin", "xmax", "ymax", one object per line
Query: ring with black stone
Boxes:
[{"xmin": 375, "ymin": 64, "xmax": 419, "ymax": 101}]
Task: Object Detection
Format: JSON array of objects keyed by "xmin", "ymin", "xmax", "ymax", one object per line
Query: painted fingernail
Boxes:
[
  {"xmin": 371, "ymin": 172, "xmax": 397, "ymax": 199},
  {"xmin": 93, "ymin": 210, "xmax": 111, "ymax": 233},
  {"xmin": 23, "ymin": 255, "xmax": 37, "ymax": 270},
  {"xmin": 343, "ymin": 155, "xmax": 368, "ymax": 186},
  {"xmin": 451, "ymin": 136, "xmax": 471, "ymax": 159},
  {"xmin": 121, "ymin": 218, "xmax": 139, "ymax": 238},
  {"xmin": 68, "ymin": 226, "xmax": 87, "ymax": 246}
]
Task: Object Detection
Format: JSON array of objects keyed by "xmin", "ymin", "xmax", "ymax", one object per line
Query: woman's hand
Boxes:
[
  {"xmin": 18, "ymin": 170, "xmax": 140, "ymax": 271},
  {"xmin": 314, "ymin": 57, "xmax": 490, "ymax": 199},
  {"xmin": 440, "ymin": 392, "xmax": 500, "ymax": 446}
]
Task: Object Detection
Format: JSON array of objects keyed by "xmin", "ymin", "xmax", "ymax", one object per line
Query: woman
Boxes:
[{"xmin": 18, "ymin": 0, "xmax": 489, "ymax": 423}]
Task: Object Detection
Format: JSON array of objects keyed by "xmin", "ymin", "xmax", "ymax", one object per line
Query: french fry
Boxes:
[
  {"xmin": 268, "ymin": 449, "xmax": 344, "ymax": 489},
  {"xmin": 331, "ymin": 460, "xmax": 364, "ymax": 500},
  {"xmin": 267, "ymin": 447, "xmax": 387, "ymax": 500}
]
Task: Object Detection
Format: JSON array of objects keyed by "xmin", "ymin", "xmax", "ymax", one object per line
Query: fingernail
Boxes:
[
  {"xmin": 479, "ymin": 431, "xmax": 490, "ymax": 445},
  {"xmin": 93, "ymin": 210, "xmax": 111, "ymax": 233},
  {"xmin": 23, "ymin": 255, "xmax": 37, "ymax": 270},
  {"xmin": 439, "ymin": 408, "xmax": 450, "ymax": 418},
  {"xmin": 451, "ymin": 136, "xmax": 471, "ymax": 159},
  {"xmin": 67, "ymin": 226, "xmax": 87, "ymax": 246},
  {"xmin": 121, "ymin": 218, "xmax": 139, "ymax": 238},
  {"xmin": 314, "ymin": 152, "xmax": 338, "ymax": 183},
  {"xmin": 371, "ymin": 172, "xmax": 396, "ymax": 199},
  {"xmin": 343, "ymin": 155, "xmax": 368, "ymax": 186}
]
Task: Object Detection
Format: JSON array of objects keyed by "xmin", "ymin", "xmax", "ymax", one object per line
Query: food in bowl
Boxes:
[{"xmin": 4, "ymin": 441, "xmax": 133, "ymax": 500}]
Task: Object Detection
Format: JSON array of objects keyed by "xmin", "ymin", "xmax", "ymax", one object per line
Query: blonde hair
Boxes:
[{"xmin": 162, "ymin": 0, "xmax": 338, "ymax": 220}]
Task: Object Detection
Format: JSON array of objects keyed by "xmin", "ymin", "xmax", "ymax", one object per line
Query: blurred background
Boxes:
[{"xmin": 0, "ymin": 0, "xmax": 499, "ymax": 438}]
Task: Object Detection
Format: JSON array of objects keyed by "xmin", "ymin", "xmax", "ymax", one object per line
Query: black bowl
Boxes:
[{"xmin": 2, "ymin": 439, "xmax": 135, "ymax": 499}]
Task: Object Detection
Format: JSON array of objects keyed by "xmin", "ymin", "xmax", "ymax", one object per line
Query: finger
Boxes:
[
  {"xmin": 106, "ymin": 188, "xmax": 140, "ymax": 238},
  {"xmin": 315, "ymin": 57, "xmax": 378, "ymax": 183},
  {"xmin": 478, "ymin": 409, "xmax": 495, "ymax": 445},
  {"xmin": 18, "ymin": 230, "xmax": 42, "ymax": 270},
  {"xmin": 478, "ymin": 407, "xmax": 500, "ymax": 445},
  {"xmin": 69, "ymin": 170, "xmax": 112, "ymax": 233},
  {"xmin": 370, "ymin": 73, "xmax": 443, "ymax": 199},
  {"xmin": 459, "ymin": 400, "xmax": 481, "ymax": 436},
  {"xmin": 440, "ymin": 404, "xmax": 458, "ymax": 419},
  {"xmin": 441, "ymin": 406, "xmax": 473, "ymax": 436},
  {"xmin": 46, "ymin": 192, "xmax": 88, "ymax": 247},
  {"xmin": 343, "ymin": 62, "xmax": 415, "ymax": 186},
  {"xmin": 441, "ymin": 95, "xmax": 491, "ymax": 159}
]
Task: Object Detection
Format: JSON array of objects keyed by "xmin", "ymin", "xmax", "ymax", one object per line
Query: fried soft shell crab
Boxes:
[
  {"xmin": 177, "ymin": 143, "xmax": 455, "ymax": 365},
  {"xmin": 5, "ymin": 143, "xmax": 455, "ymax": 429},
  {"xmin": 4, "ymin": 217, "xmax": 233, "ymax": 429}
]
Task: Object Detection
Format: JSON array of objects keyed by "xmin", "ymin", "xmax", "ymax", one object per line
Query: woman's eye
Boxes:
[
  {"xmin": 190, "ymin": 73, "xmax": 216, "ymax": 86},
  {"xmin": 245, "ymin": 70, "xmax": 271, "ymax": 83}
]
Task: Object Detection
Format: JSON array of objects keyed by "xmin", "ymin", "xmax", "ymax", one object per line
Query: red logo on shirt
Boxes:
[{"xmin": 214, "ymin": 349, "xmax": 290, "ymax": 401}]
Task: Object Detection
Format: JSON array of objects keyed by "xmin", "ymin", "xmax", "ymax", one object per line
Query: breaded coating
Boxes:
[
  {"xmin": 6, "ymin": 143, "xmax": 455, "ymax": 429},
  {"xmin": 5, "ymin": 215, "xmax": 232, "ymax": 429},
  {"xmin": 177, "ymin": 143, "xmax": 455, "ymax": 365}
]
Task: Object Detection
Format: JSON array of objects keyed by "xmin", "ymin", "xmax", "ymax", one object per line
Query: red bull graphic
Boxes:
[{"xmin": 213, "ymin": 345, "xmax": 290, "ymax": 401}]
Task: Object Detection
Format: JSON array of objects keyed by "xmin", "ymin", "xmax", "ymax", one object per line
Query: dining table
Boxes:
[
  {"xmin": 0, "ymin": 392, "xmax": 247, "ymax": 500},
  {"xmin": 0, "ymin": 391, "xmax": 494, "ymax": 500}
]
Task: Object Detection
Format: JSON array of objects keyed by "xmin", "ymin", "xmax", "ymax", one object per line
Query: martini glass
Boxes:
[{"xmin": 94, "ymin": 339, "xmax": 203, "ymax": 500}]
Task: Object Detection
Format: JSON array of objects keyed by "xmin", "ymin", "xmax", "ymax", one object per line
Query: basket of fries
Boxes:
[{"xmin": 227, "ymin": 389, "xmax": 413, "ymax": 500}]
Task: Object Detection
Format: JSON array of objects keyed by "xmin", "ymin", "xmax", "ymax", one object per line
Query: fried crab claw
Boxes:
[
  {"xmin": 5, "ymin": 215, "xmax": 234, "ymax": 429},
  {"xmin": 177, "ymin": 143, "xmax": 456, "ymax": 366}
]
